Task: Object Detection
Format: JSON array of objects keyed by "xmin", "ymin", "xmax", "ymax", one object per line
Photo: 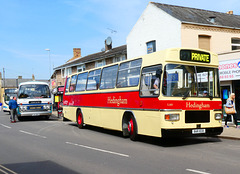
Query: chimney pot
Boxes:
[{"xmin": 227, "ymin": 10, "xmax": 233, "ymax": 14}]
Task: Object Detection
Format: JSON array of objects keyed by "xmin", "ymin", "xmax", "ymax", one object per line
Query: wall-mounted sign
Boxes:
[{"xmin": 219, "ymin": 59, "xmax": 240, "ymax": 81}]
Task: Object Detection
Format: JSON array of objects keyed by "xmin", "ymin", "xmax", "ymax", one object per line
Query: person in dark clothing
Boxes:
[{"xmin": 9, "ymin": 96, "xmax": 18, "ymax": 123}]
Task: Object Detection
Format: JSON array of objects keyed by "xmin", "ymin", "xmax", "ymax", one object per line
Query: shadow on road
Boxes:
[
  {"xmin": 2, "ymin": 160, "xmax": 80, "ymax": 174},
  {"xmin": 17, "ymin": 115, "xmax": 61, "ymax": 122},
  {"xmin": 67, "ymin": 123, "xmax": 222, "ymax": 147}
]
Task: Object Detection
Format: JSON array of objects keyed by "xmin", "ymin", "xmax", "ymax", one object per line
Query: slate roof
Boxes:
[
  {"xmin": 151, "ymin": 2, "xmax": 240, "ymax": 29},
  {"xmin": 54, "ymin": 45, "xmax": 127, "ymax": 70},
  {"xmin": 1, "ymin": 79, "xmax": 49, "ymax": 88}
]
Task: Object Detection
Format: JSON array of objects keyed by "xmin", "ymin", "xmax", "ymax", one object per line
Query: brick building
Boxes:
[{"xmin": 51, "ymin": 42, "xmax": 127, "ymax": 88}]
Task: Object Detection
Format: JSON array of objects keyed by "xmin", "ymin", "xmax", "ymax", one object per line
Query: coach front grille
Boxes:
[{"xmin": 185, "ymin": 111, "xmax": 210, "ymax": 123}]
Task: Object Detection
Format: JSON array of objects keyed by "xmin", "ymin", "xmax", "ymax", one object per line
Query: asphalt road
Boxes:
[{"xmin": 0, "ymin": 111, "xmax": 240, "ymax": 174}]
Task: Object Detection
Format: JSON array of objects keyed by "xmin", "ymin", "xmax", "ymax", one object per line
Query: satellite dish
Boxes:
[{"xmin": 106, "ymin": 37, "xmax": 112, "ymax": 46}]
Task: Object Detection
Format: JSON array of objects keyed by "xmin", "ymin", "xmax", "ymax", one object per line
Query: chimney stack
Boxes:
[
  {"xmin": 18, "ymin": 76, "xmax": 22, "ymax": 79},
  {"xmin": 73, "ymin": 48, "xmax": 81, "ymax": 58},
  {"xmin": 227, "ymin": 10, "xmax": 233, "ymax": 15}
]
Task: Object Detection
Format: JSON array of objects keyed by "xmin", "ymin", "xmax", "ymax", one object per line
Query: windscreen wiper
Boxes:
[{"xmin": 182, "ymin": 89, "xmax": 191, "ymax": 100}]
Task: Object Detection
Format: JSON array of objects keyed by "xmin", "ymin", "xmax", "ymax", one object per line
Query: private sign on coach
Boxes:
[{"xmin": 191, "ymin": 53, "xmax": 210, "ymax": 63}]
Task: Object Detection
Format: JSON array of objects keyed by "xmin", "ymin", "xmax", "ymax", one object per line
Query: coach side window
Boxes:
[
  {"xmin": 100, "ymin": 65, "xmax": 118, "ymax": 89},
  {"xmin": 65, "ymin": 78, "xmax": 70, "ymax": 93},
  {"xmin": 87, "ymin": 69, "xmax": 101, "ymax": 90},
  {"xmin": 69, "ymin": 75, "xmax": 77, "ymax": 92},
  {"xmin": 117, "ymin": 59, "xmax": 142, "ymax": 88},
  {"xmin": 76, "ymin": 72, "xmax": 88, "ymax": 91},
  {"xmin": 140, "ymin": 65, "xmax": 162, "ymax": 97}
]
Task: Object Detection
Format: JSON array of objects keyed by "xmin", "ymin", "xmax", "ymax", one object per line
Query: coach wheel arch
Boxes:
[
  {"xmin": 122, "ymin": 111, "xmax": 138, "ymax": 141},
  {"xmin": 76, "ymin": 108, "xmax": 84, "ymax": 129}
]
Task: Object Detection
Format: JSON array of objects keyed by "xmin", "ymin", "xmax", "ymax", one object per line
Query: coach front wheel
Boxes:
[{"xmin": 76, "ymin": 110, "xmax": 84, "ymax": 129}]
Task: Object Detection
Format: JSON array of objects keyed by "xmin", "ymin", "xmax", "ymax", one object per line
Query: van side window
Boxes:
[
  {"xmin": 140, "ymin": 65, "xmax": 162, "ymax": 97},
  {"xmin": 117, "ymin": 59, "xmax": 142, "ymax": 88},
  {"xmin": 100, "ymin": 65, "xmax": 118, "ymax": 89},
  {"xmin": 69, "ymin": 75, "xmax": 77, "ymax": 92},
  {"xmin": 76, "ymin": 72, "xmax": 88, "ymax": 91}
]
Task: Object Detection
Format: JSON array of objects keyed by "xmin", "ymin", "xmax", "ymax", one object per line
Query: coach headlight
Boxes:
[
  {"xmin": 43, "ymin": 105, "xmax": 51, "ymax": 110},
  {"xmin": 20, "ymin": 105, "xmax": 27, "ymax": 111},
  {"xmin": 165, "ymin": 114, "xmax": 180, "ymax": 121},
  {"xmin": 215, "ymin": 113, "xmax": 222, "ymax": 120}
]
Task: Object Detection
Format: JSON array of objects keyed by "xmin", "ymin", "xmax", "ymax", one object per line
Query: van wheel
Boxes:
[
  {"xmin": 77, "ymin": 111, "xmax": 84, "ymax": 129},
  {"xmin": 128, "ymin": 116, "xmax": 138, "ymax": 141}
]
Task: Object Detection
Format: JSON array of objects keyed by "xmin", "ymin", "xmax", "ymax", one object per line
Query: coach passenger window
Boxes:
[
  {"xmin": 65, "ymin": 78, "xmax": 70, "ymax": 93},
  {"xmin": 87, "ymin": 69, "xmax": 101, "ymax": 90},
  {"xmin": 100, "ymin": 65, "xmax": 118, "ymax": 89},
  {"xmin": 140, "ymin": 65, "xmax": 162, "ymax": 97},
  {"xmin": 117, "ymin": 59, "xmax": 142, "ymax": 88},
  {"xmin": 76, "ymin": 72, "xmax": 88, "ymax": 91},
  {"xmin": 69, "ymin": 75, "xmax": 77, "ymax": 92}
]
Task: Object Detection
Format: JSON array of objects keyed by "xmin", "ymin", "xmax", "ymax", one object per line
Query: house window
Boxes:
[
  {"xmin": 66, "ymin": 68, "xmax": 72, "ymax": 76},
  {"xmin": 77, "ymin": 65, "xmax": 86, "ymax": 73},
  {"xmin": 95, "ymin": 60, "xmax": 106, "ymax": 68},
  {"xmin": 232, "ymin": 38, "xmax": 240, "ymax": 50},
  {"xmin": 61, "ymin": 69, "xmax": 65, "ymax": 78},
  {"xmin": 113, "ymin": 55, "xmax": 126, "ymax": 63},
  {"xmin": 146, "ymin": 40, "xmax": 156, "ymax": 54},
  {"xmin": 198, "ymin": 35, "xmax": 211, "ymax": 51}
]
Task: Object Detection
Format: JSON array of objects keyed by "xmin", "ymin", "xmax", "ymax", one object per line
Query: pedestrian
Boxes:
[
  {"xmin": 224, "ymin": 93, "xmax": 239, "ymax": 128},
  {"xmin": 8, "ymin": 96, "xmax": 18, "ymax": 123}
]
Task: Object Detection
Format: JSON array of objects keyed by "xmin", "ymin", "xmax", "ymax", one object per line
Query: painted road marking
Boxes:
[
  {"xmin": 0, "ymin": 164, "xmax": 18, "ymax": 174},
  {"xmin": 186, "ymin": 169, "xmax": 211, "ymax": 174},
  {"xmin": 19, "ymin": 130, "xmax": 47, "ymax": 139},
  {"xmin": 0, "ymin": 123, "xmax": 11, "ymax": 129},
  {"xmin": 66, "ymin": 142, "xmax": 130, "ymax": 158}
]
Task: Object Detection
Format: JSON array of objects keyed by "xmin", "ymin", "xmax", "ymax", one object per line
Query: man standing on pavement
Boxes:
[{"xmin": 9, "ymin": 96, "xmax": 18, "ymax": 123}]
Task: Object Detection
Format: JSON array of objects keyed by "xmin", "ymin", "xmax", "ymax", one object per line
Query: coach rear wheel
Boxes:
[{"xmin": 77, "ymin": 111, "xmax": 84, "ymax": 129}]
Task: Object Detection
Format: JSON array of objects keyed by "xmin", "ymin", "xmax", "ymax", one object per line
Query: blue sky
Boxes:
[{"xmin": 0, "ymin": 0, "xmax": 239, "ymax": 79}]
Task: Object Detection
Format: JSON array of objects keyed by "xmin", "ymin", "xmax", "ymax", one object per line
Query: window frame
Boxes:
[
  {"xmin": 65, "ymin": 77, "xmax": 70, "ymax": 93},
  {"xmin": 86, "ymin": 68, "xmax": 101, "ymax": 91},
  {"xmin": 75, "ymin": 72, "xmax": 88, "ymax": 92},
  {"xmin": 146, "ymin": 40, "xmax": 156, "ymax": 54},
  {"xmin": 231, "ymin": 37, "xmax": 240, "ymax": 51},
  {"xmin": 77, "ymin": 64, "xmax": 86, "ymax": 73},
  {"xmin": 139, "ymin": 64, "xmax": 162, "ymax": 98},
  {"xmin": 69, "ymin": 75, "xmax": 77, "ymax": 92},
  {"xmin": 116, "ymin": 58, "xmax": 142, "ymax": 88},
  {"xmin": 99, "ymin": 64, "xmax": 119, "ymax": 90}
]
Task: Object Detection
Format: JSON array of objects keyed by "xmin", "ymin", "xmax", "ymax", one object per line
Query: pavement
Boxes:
[{"xmin": 218, "ymin": 123, "xmax": 240, "ymax": 140}]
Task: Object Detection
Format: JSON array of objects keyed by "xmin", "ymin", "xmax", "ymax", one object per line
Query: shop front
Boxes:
[{"xmin": 219, "ymin": 59, "xmax": 240, "ymax": 122}]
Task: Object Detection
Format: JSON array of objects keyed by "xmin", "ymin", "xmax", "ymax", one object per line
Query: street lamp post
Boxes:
[{"xmin": 45, "ymin": 49, "xmax": 51, "ymax": 78}]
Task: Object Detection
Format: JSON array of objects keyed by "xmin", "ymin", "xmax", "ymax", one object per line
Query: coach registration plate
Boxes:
[{"xmin": 192, "ymin": 129, "xmax": 206, "ymax": 134}]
